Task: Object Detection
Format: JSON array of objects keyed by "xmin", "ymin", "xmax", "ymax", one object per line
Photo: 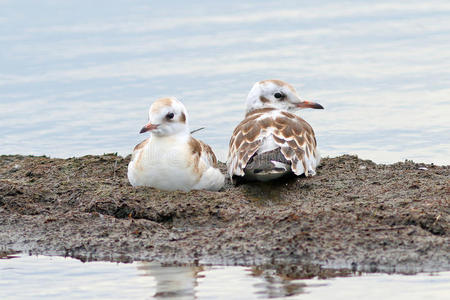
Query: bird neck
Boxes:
[{"xmin": 152, "ymin": 129, "xmax": 190, "ymax": 143}]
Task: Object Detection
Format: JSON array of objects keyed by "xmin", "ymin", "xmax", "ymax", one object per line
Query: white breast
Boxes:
[{"xmin": 128, "ymin": 136, "xmax": 198, "ymax": 191}]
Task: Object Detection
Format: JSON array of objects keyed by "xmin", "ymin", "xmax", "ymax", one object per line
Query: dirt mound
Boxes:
[{"xmin": 0, "ymin": 154, "xmax": 448, "ymax": 275}]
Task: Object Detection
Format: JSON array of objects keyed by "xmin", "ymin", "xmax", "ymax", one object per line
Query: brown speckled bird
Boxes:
[{"xmin": 227, "ymin": 80, "xmax": 323, "ymax": 182}]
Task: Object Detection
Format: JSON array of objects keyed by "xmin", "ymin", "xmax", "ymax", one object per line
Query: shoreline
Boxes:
[{"xmin": 0, "ymin": 154, "xmax": 448, "ymax": 276}]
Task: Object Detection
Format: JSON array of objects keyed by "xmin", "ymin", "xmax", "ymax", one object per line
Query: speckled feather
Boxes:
[
  {"xmin": 227, "ymin": 108, "xmax": 319, "ymax": 178},
  {"xmin": 227, "ymin": 80, "xmax": 322, "ymax": 180}
]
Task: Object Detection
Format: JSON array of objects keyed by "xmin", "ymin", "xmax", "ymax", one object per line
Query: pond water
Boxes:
[
  {"xmin": 1, "ymin": 0, "xmax": 449, "ymax": 165},
  {"xmin": 1, "ymin": 254, "xmax": 449, "ymax": 300}
]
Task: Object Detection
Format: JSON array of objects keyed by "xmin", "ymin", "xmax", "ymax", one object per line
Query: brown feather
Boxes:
[
  {"xmin": 132, "ymin": 138, "xmax": 150, "ymax": 162},
  {"xmin": 259, "ymin": 118, "xmax": 273, "ymax": 129},
  {"xmin": 245, "ymin": 107, "xmax": 275, "ymax": 117},
  {"xmin": 188, "ymin": 137, "xmax": 202, "ymax": 155},
  {"xmin": 241, "ymin": 121, "xmax": 255, "ymax": 135},
  {"xmin": 295, "ymin": 148, "xmax": 305, "ymax": 160},
  {"xmin": 305, "ymin": 144, "xmax": 310, "ymax": 157},
  {"xmin": 273, "ymin": 135, "xmax": 285, "ymax": 144},
  {"xmin": 199, "ymin": 140, "xmax": 218, "ymax": 167},
  {"xmin": 228, "ymin": 105, "xmax": 318, "ymax": 177},
  {"xmin": 150, "ymin": 97, "xmax": 173, "ymax": 114},
  {"xmin": 287, "ymin": 140, "xmax": 297, "ymax": 149},
  {"xmin": 279, "ymin": 125, "xmax": 294, "ymax": 140},
  {"xmin": 274, "ymin": 116, "xmax": 289, "ymax": 127},
  {"xmin": 281, "ymin": 147, "xmax": 295, "ymax": 159},
  {"xmin": 189, "ymin": 137, "xmax": 219, "ymax": 169},
  {"xmin": 280, "ymin": 111, "xmax": 294, "ymax": 119},
  {"xmin": 294, "ymin": 135, "xmax": 306, "ymax": 147},
  {"xmin": 239, "ymin": 112, "xmax": 260, "ymax": 126},
  {"xmin": 246, "ymin": 126, "xmax": 260, "ymax": 142},
  {"xmin": 233, "ymin": 132, "xmax": 245, "ymax": 150},
  {"xmin": 259, "ymin": 79, "xmax": 297, "ymax": 94},
  {"xmin": 180, "ymin": 112, "xmax": 186, "ymax": 123},
  {"xmin": 133, "ymin": 138, "xmax": 150, "ymax": 152},
  {"xmin": 260, "ymin": 96, "xmax": 270, "ymax": 103}
]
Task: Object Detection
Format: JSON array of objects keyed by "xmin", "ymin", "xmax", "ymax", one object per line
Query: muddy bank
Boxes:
[{"xmin": 0, "ymin": 154, "xmax": 448, "ymax": 275}]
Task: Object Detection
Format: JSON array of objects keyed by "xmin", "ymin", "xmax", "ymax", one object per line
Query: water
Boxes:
[
  {"xmin": 1, "ymin": 0, "xmax": 449, "ymax": 164},
  {"xmin": 1, "ymin": 254, "xmax": 449, "ymax": 300}
]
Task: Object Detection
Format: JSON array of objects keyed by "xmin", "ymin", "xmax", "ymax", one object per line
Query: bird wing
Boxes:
[
  {"xmin": 227, "ymin": 109, "xmax": 319, "ymax": 178},
  {"xmin": 188, "ymin": 137, "xmax": 218, "ymax": 171},
  {"xmin": 131, "ymin": 138, "xmax": 150, "ymax": 161}
]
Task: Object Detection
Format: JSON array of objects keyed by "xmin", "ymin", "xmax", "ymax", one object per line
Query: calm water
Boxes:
[
  {"xmin": 1, "ymin": 0, "xmax": 449, "ymax": 164},
  {"xmin": 1, "ymin": 255, "xmax": 449, "ymax": 300}
]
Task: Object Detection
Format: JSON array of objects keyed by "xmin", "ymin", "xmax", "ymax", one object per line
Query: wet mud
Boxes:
[{"xmin": 0, "ymin": 154, "xmax": 448, "ymax": 276}]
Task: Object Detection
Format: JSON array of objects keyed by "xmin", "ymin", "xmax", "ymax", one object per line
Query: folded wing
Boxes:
[{"xmin": 227, "ymin": 109, "xmax": 320, "ymax": 178}]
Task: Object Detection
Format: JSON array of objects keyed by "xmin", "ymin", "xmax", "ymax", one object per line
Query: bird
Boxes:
[
  {"xmin": 227, "ymin": 79, "xmax": 323, "ymax": 182},
  {"xmin": 128, "ymin": 97, "xmax": 225, "ymax": 191}
]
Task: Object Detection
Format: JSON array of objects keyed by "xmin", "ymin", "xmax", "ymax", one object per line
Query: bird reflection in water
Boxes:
[
  {"xmin": 137, "ymin": 262, "xmax": 204, "ymax": 299},
  {"xmin": 136, "ymin": 262, "xmax": 316, "ymax": 299}
]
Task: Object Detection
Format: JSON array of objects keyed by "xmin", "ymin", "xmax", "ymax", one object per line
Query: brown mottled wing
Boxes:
[
  {"xmin": 227, "ymin": 111, "xmax": 269, "ymax": 177},
  {"xmin": 198, "ymin": 140, "xmax": 218, "ymax": 167},
  {"xmin": 271, "ymin": 111, "xmax": 319, "ymax": 176},
  {"xmin": 189, "ymin": 137, "xmax": 218, "ymax": 170},
  {"xmin": 227, "ymin": 110, "xmax": 319, "ymax": 178}
]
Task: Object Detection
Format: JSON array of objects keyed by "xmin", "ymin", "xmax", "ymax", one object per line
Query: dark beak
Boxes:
[
  {"xmin": 296, "ymin": 101, "xmax": 324, "ymax": 109},
  {"xmin": 139, "ymin": 122, "xmax": 159, "ymax": 133}
]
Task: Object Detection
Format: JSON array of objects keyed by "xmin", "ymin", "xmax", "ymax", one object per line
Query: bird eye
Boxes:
[
  {"xmin": 274, "ymin": 92, "xmax": 284, "ymax": 99},
  {"xmin": 166, "ymin": 112, "xmax": 174, "ymax": 119}
]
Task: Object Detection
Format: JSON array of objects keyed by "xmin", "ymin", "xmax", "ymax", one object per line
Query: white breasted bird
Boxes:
[
  {"xmin": 128, "ymin": 97, "xmax": 225, "ymax": 191},
  {"xmin": 227, "ymin": 79, "xmax": 323, "ymax": 182}
]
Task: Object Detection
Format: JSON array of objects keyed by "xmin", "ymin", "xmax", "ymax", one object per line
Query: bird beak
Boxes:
[
  {"xmin": 296, "ymin": 100, "xmax": 324, "ymax": 109},
  {"xmin": 139, "ymin": 122, "xmax": 159, "ymax": 133}
]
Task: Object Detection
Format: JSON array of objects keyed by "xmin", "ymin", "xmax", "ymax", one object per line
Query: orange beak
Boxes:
[
  {"xmin": 139, "ymin": 122, "xmax": 159, "ymax": 133},
  {"xmin": 296, "ymin": 101, "xmax": 324, "ymax": 109}
]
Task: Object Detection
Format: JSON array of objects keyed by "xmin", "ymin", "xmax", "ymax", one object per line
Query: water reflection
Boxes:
[
  {"xmin": 137, "ymin": 262, "xmax": 313, "ymax": 299},
  {"xmin": 1, "ymin": 255, "xmax": 449, "ymax": 299},
  {"xmin": 249, "ymin": 268, "xmax": 307, "ymax": 298},
  {"xmin": 137, "ymin": 262, "xmax": 204, "ymax": 299}
]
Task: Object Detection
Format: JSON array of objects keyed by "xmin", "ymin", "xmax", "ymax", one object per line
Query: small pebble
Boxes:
[
  {"xmin": 10, "ymin": 164, "xmax": 21, "ymax": 172},
  {"xmin": 418, "ymin": 167, "xmax": 428, "ymax": 171}
]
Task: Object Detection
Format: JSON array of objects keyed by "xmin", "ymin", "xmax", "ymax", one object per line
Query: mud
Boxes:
[{"xmin": 0, "ymin": 154, "xmax": 448, "ymax": 275}]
